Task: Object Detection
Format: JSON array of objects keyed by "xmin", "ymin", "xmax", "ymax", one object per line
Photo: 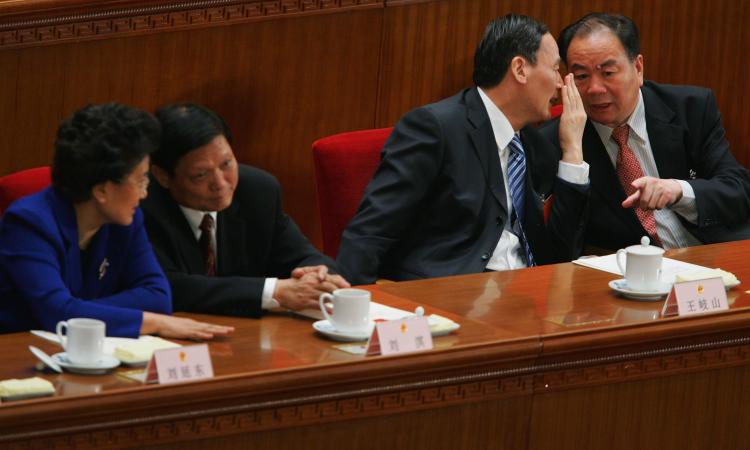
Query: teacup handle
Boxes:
[
  {"xmin": 616, "ymin": 249, "xmax": 627, "ymax": 276},
  {"xmin": 55, "ymin": 321, "xmax": 68, "ymax": 350},
  {"xmin": 319, "ymin": 293, "xmax": 335, "ymax": 324}
]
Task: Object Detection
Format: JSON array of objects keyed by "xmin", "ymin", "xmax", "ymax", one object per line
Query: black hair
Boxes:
[
  {"xmin": 472, "ymin": 14, "xmax": 550, "ymax": 88},
  {"xmin": 559, "ymin": 13, "xmax": 640, "ymax": 65},
  {"xmin": 152, "ymin": 103, "xmax": 233, "ymax": 174},
  {"xmin": 52, "ymin": 103, "xmax": 160, "ymax": 203}
]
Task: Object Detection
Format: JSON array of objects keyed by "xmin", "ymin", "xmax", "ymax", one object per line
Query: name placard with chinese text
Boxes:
[
  {"xmin": 366, "ymin": 316, "xmax": 433, "ymax": 356},
  {"xmin": 144, "ymin": 344, "xmax": 214, "ymax": 384},
  {"xmin": 661, "ymin": 277, "xmax": 728, "ymax": 318}
]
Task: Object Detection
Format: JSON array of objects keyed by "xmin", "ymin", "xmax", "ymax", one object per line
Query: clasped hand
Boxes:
[{"xmin": 274, "ymin": 265, "xmax": 351, "ymax": 310}]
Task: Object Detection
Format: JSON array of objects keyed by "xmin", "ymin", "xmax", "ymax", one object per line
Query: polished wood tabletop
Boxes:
[
  {"xmin": 1, "ymin": 240, "xmax": 749, "ymax": 449},
  {"xmin": 1, "ymin": 240, "xmax": 749, "ymax": 399},
  {"xmin": 374, "ymin": 240, "xmax": 750, "ymax": 341}
]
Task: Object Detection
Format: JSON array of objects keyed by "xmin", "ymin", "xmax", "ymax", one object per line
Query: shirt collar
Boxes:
[
  {"xmin": 592, "ymin": 89, "xmax": 646, "ymax": 143},
  {"xmin": 179, "ymin": 205, "xmax": 217, "ymax": 240},
  {"xmin": 477, "ymin": 87, "xmax": 516, "ymax": 150}
]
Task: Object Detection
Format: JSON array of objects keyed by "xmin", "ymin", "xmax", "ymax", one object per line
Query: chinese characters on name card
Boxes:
[
  {"xmin": 662, "ymin": 277, "xmax": 728, "ymax": 318},
  {"xmin": 144, "ymin": 344, "xmax": 214, "ymax": 384},
  {"xmin": 366, "ymin": 316, "xmax": 433, "ymax": 356}
]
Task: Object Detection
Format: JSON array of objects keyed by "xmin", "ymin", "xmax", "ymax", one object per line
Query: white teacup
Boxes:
[
  {"xmin": 616, "ymin": 236, "xmax": 665, "ymax": 291},
  {"xmin": 56, "ymin": 318, "xmax": 105, "ymax": 365},
  {"xmin": 319, "ymin": 288, "xmax": 371, "ymax": 333}
]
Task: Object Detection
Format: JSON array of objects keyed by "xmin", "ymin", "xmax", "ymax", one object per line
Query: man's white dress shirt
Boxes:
[{"xmin": 477, "ymin": 88, "xmax": 590, "ymax": 271}]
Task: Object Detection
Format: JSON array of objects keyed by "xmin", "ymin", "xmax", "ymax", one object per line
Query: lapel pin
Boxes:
[{"xmin": 98, "ymin": 258, "xmax": 109, "ymax": 280}]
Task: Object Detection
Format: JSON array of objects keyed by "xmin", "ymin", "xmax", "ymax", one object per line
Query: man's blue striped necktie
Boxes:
[{"xmin": 507, "ymin": 134, "xmax": 535, "ymax": 266}]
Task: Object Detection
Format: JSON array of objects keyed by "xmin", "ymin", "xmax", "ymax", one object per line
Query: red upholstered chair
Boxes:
[
  {"xmin": 0, "ymin": 166, "xmax": 52, "ymax": 215},
  {"xmin": 312, "ymin": 128, "xmax": 392, "ymax": 258},
  {"xmin": 549, "ymin": 103, "xmax": 563, "ymax": 119}
]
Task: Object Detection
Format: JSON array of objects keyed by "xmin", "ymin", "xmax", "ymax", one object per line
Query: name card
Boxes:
[
  {"xmin": 144, "ymin": 344, "xmax": 214, "ymax": 384},
  {"xmin": 366, "ymin": 316, "xmax": 433, "ymax": 356},
  {"xmin": 661, "ymin": 277, "xmax": 728, "ymax": 318}
]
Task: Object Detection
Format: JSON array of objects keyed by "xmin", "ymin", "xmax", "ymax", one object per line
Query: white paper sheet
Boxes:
[
  {"xmin": 297, "ymin": 302, "xmax": 414, "ymax": 321},
  {"xmin": 573, "ymin": 254, "xmax": 710, "ymax": 284}
]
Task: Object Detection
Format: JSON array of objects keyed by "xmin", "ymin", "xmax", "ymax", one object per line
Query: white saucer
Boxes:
[
  {"xmin": 313, "ymin": 318, "xmax": 461, "ymax": 342},
  {"xmin": 313, "ymin": 320, "xmax": 374, "ymax": 342},
  {"xmin": 51, "ymin": 352, "xmax": 120, "ymax": 375},
  {"xmin": 609, "ymin": 279, "xmax": 671, "ymax": 302}
]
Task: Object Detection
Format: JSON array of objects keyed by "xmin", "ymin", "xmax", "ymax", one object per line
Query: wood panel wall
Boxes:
[{"xmin": 1, "ymin": 0, "xmax": 747, "ymax": 247}]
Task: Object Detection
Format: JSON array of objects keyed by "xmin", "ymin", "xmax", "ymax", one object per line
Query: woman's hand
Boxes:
[{"xmin": 142, "ymin": 312, "xmax": 234, "ymax": 340}]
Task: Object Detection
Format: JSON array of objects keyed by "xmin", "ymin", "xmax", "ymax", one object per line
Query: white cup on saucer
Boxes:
[
  {"xmin": 56, "ymin": 318, "xmax": 105, "ymax": 365},
  {"xmin": 616, "ymin": 236, "xmax": 664, "ymax": 291},
  {"xmin": 319, "ymin": 288, "xmax": 371, "ymax": 334}
]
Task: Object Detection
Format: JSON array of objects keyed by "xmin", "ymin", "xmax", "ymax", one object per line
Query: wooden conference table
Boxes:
[{"xmin": 1, "ymin": 241, "xmax": 750, "ymax": 449}]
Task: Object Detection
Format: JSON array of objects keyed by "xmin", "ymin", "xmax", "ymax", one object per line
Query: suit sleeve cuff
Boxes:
[
  {"xmin": 671, "ymin": 180, "xmax": 698, "ymax": 224},
  {"xmin": 557, "ymin": 160, "xmax": 590, "ymax": 185},
  {"xmin": 262, "ymin": 278, "xmax": 281, "ymax": 309}
]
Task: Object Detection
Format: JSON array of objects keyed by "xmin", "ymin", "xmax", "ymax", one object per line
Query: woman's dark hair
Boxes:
[
  {"xmin": 559, "ymin": 13, "xmax": 640, "ymax": 65},
  {"xmin": 52, "ymin": 103, "xmax": 160, "ymax": 203},
  {"xmin": 152, "ymin": 103, "xmax": 233, "ymax": 174},
  {"xmin": 473, "ymin": 14, "xmax": 549, "ymax": 89}
]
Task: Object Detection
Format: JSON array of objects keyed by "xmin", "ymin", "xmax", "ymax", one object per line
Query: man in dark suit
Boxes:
[
  {"xmin": 142, "ymin": 103, "xmax": 348, "ymax": 316},
  {"xmin": 337, "ymin": 14, "xmax": 591, "ymax": 285},
  {"xmin": 540, "ymin": 13, "xmax": 750, "ymax": 252}
]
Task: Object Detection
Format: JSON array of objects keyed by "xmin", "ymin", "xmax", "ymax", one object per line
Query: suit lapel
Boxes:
[
  {"xmin": 216, "ymin": 202, "xmax": 247, "ymax": 275},
  {"xmin": 48, "ymin": 189, "xmax": 84, "ymax": 295},
  {"xmin": 151, "ymin": 183, "xmax": 206, "ymax": 275},
  {"xmin": 49, "ymin": 189, "xmax": 116, "ymax": 297},
  {"xmin": 583, "ymin": 121, "xmax": 644, "ymax": 236},
  {"xmin": 465, "ymin": 88, "xmax": 508, "ymax": 215},
  {"xmin": 81, "ymin": 226, "xmax": 110, "ymax": 298},
  {"xmin": 642, "ymin": 86, "xmax": 686, "ymax": 179},
  {"xmin": 518, "ymin": 128, "xmax": 548, "ymax": 220}
]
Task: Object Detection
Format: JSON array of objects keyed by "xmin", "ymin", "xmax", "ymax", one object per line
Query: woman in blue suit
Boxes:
[{"xmin": 0, "ymin": 103, "xmax": 233, "ymax": 339}]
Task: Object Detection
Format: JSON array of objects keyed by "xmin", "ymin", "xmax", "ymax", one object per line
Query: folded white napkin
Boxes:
[
  {"xmin": 428, "ymin": 314, "xmax": 458, "ymax": 333},
  {"xmin": 0, "ymin": 377, "xmax": 55, "ymax": 398},
  {"xmin": 113, "ymin": 336, "xmax": 180, "ymax": 364},
  {"xmin": 675, "ymin": 268, "xmax": 739, "ymax": 286}
]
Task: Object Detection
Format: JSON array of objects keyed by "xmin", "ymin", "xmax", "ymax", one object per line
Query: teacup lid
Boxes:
[{"xmin": 625, "ymin": 236, "xmax": 664, "ymax": 255}]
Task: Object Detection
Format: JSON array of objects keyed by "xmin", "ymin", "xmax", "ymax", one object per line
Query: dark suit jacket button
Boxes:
[
  {"xmin": 496, "ymin": 217, "xmax": 502, "ymax": 226},
  {"xmin": 481, "ymin": 253, "xmax": 490, "ymax": 260}
]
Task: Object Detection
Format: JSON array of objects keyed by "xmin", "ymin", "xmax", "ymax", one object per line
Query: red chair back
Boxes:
[
  {"xmin": 549, "ymin": 103, "xmax": 563, "ymax": 118},
  {"xmin": 312, "ymin": 128, "xmax": 392, "ymax": 257},
  {"xmin": 0, "ymin": 166, "xmax": 52, "ymax": 215}
]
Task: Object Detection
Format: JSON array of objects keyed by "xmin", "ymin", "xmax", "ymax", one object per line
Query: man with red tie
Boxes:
[
  {"xmin": 142, "ymin": 103, "xmax": 349, "ymax": 317},
  {"xmin": 540, "ymin": 13, "xmax": 750, "ymax": 252}
]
